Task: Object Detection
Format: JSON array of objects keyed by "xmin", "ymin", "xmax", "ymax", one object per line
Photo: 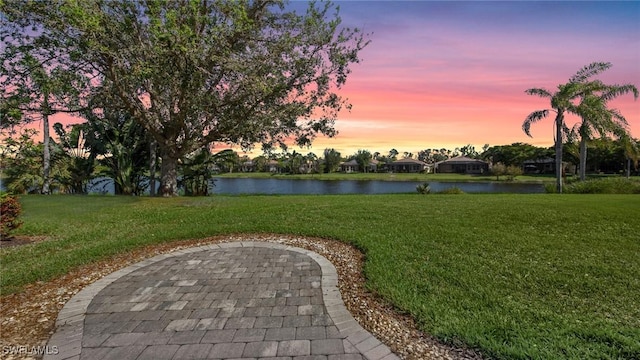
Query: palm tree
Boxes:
[
  {"xmin": 573, "ymin": 83, "xmax": 638, "ymax": 180},
  {"xmin": 620, "ymin": 135, "xmax": 640, "ymax": 178},
  {"xmin": 523, "ymin": 62, "xmax": 612, "ymax": 193},
  {"xmin": 322, "ymin": 148, "xmax": 341, "ymax": 173}
]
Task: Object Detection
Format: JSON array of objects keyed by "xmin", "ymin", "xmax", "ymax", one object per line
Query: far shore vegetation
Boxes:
[{"xmin": 215, "ymin": 171, "xmax": 556, "ymax": 183}]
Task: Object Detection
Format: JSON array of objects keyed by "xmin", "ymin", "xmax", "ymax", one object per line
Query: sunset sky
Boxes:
[
  {"xmin": 285, "ymin": 0, "xmax": 640, "ymax": 157},
  {"xmin": 47, "ymin": 1, "xmax": 639, "ymax": 158}
]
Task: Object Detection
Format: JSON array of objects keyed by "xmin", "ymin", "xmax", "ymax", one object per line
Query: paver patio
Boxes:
[{"xmin": 44, "ymin": 242, "xmax": 399, "ymax": 360}]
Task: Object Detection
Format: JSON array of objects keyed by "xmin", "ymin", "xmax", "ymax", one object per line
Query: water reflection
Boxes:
[{"xmin": 212, "ymin": 178, "xmax": 544, "ymax": 195}]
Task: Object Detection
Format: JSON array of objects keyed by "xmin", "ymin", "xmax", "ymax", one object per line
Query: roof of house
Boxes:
[
  {"xmin": 437, "ymin": 156, "xmax": 487, "ymax": 165},
  {"xmin": 341, "ymin": 159, "xmax": 379, "ymax": 166},
  {"xmin": 522, "ymin": 158, "xmax": 554, "ymax": 164},
  {"xmin": 391, "ymin": 158, "xmax": 427, "ymax": 165}
]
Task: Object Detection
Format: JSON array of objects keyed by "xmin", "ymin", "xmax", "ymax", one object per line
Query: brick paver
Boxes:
[{"xmin": 44, "ymin": 242, "xmax": 399, "ymax": 360}]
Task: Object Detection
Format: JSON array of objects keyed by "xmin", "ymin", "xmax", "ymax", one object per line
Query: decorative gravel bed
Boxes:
[{"xmin": 0, "ymin": 234, "xmax": 483, "ymax": 360}]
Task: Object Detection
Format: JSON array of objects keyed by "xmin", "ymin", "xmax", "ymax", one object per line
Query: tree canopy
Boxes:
[{"xmin": 1, "ymin": 0, "xmax": 369, "ymax": 195}]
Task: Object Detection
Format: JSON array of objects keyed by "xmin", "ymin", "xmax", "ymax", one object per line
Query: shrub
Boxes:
[
  {"xmin": 438, "ymin": 186, "xmax": 465, "ymax": 194},
  {"xmin": 491, "ymin": 163, "xmax": 506, "ymax": 180},
  {"xmin": 564, "ymin": 177, "xmax": 640, "ymax": 194},
  {"xmin": 416, "ymin": 182, "xmax": 431, "ymax": 194},
  {"xmin": 545, "ymin": 177, "xmax": 640, "ymax": 194},
  {"xmin": 1, "ymin": 193, "xmax": 23, "ymax": 239},
  {"xmin": 505, "ymin": 165, "xmax": 523, "ymax": 181},
  {"xmin": 491, "ymin": 163, "xmax": 523, "ymax": 181},
  {"xmin": 544, "ymin": 183, "xmax": 557, "ymax": 193}
]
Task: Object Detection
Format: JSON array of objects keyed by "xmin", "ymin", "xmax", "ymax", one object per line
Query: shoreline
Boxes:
[{"xmin": 214, "ymin": 172, "xmax": 555, "ymax": 183}]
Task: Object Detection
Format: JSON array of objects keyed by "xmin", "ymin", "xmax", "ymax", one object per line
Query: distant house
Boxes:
[
  {"xmin": 388, "ymin": 158, "xmax": 429, "ymax": 173},
  {"xmin": 299, "ymin": 160, "xmax": 319, "ymax": 174},
  {"xmin": 522, "ymin": 158, "xmax": 576, "ymax": 175},
  {"xmin": 435, "ymin": 156, "xmax": 488, "ymax": 174},
  {"xmin": 522, "ymin": 158, "xmax": 554, "ymax": 174},
  {"xmin": 340, "ymin": 159, "xmax": 379, "ymax": 173},
  {"xmin": 267, "ymin": 160, "xmax": 281, "ymax": 173},
  {"xmin": 240, "ymin": 160, "xmax": 255, "ymax": 172}
]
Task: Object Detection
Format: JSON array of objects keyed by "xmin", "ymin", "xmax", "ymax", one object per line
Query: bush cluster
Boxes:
[
  {"xmin": 1, "ymin": 193, "xmax": 23, "ymax": 239},
  {"xmin": 545, "ymin": 177, "xmax": 640, "ymax": 194},
  {"xmin": 563, "ymin": 177, "xmax": 640, "ymax": 194},
  {"xmin": 491, "ymin": 163, "xmax": 523, "ymax": 181}
]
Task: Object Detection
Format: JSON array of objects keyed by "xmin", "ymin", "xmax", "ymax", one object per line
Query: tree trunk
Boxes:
[
  {"xmin": 159, "ymin": 148, "xmax": 179, "ymax": 196},
  {"xmin": 554, "ymin": 112, "xmax": 564, "ymax": 193},
  {"xmin": 579, "ymin": 136, "xmax": 587, "ymax": 181},
  {"xmin": 627, "ymin": 158, "xmax": 631, "ymax": 179},
  {"xmin": 149, "ymin": 140, "xmax": 157, "ymax": 196},
  {"xmin": 41, "ymin": 94, "xmax": 51, "ymax": 194}
]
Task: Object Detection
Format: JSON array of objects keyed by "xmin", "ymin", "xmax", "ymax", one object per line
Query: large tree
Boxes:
[
  {"xmin": 523, "ymin": 62, "xmax": 612, "ymax": 193},
  {"xmin": 2, "ymin": 0, "xmax": 368, "ymax": 196}
]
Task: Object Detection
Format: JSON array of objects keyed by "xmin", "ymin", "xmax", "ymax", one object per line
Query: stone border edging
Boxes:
[{"xmin": 45, "ymin": 241, "xmax": 399, "ymax": 360}]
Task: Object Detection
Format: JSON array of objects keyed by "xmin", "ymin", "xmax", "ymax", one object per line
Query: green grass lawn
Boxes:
[
  {"xmin": 216, "ymin": 171, "xmax": 556, "ymax": 183},
  {"xmin": 2, "ymin": 194, "xmax": 639, "ymax": 359}
]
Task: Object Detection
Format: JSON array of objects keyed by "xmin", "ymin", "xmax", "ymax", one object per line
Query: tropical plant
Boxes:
[
  {"xmin": 212, "ymin": 149, "xmax": 240, "ymax": 174},
  {"xmin": 456, "ymin": 144, "xmax": 478, "ymax": 158},
  {"xmin": 81, "ymin": 106, "xmax": 151, "ymax": 195},
  {"xmin": 285, "ymin": 151, "xmax": 305, "ymax": 174},
  {"xmin": 180, "ymin": 149, "xmax": 215, "ymax": 196},
  {"xmin": 523, "ymin": 62, "xmax": 613, "ymax": 193},
  {"xmin": 388, "ymin": 148, "xmax": 399, "ymax": 161},
  {"xmin": 52, "ymin": 124, "xmax": 96, "ymax": 194},
  {"xmin": 418, "ymin": 148, "xmax": 453, "ymax": 163},
  {"xmin": 252, "ymin": 155, "xmax": 269, "ymax": 173},
  {"xmin": 620, "ymin": 135, "xmax": 640, "ymax": 178},
  {"xmin": 354, "ymin": 149, "xmax": 373, "ymax": 173},
  {"xmin": 302, "ymin": 152, "xmax": 319, "ymax": 174},
  {"xmin": 572, "ymin": 82, "xmax": 638, "ymax": 181},
  {"xmin": 322, "ymin": 148, "xmax": 342, "ymax": 173},
  {"xmin": 416, "ymin": 182, "xmax": 431, "ymax": 194}
]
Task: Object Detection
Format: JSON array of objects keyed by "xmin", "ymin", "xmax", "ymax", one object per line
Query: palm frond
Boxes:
[
  {"xmin": 620, "ymin": 134, "xmax": 640, "ymax": 160},
  {"xmin": 600, "ymin": 84, "xmax": 639, "ymax": 102},
  {"xmin": 569, "ymin": 62, "xmax": 612, "ymax": 83},
  {"xmin": 522, "ymin": 109, "xmax": 549, "ymax": 137},
  {"xmin": 566, "ymin": 123, "xmax": 582, "ymax": 143},
  {"xmin": 576, "ymin": 93, "xmax": 630, "ymax": 140},
  {"xmin": 561, "ymin": 122, "xmax": 573, "ymax": 142},
  {"xmin": 524, "ymin": 88, "xmax": 552, "ymax": 98},
  {"xmin": 606, "ymin": 108, "xmax": 629, "ymax": 130}
]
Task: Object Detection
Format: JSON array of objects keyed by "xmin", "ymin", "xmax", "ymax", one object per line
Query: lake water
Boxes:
[
  {"xmin": 15, "ymin": 177, "xmax": 544, "ymax": 195},
  {"xmin": 211, "ymin": 178, "xmax": 545, "ymax": 195}
]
